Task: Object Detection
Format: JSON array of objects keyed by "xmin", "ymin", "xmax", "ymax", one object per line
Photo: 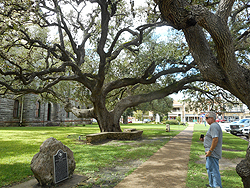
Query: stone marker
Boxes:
[
  {"xmin": 31, "ymin": 137, "xmax": 75, "ymax": 186},
  {"xmin": 166, "ymin": 124, "xmax": 170, "ymax": 132}
]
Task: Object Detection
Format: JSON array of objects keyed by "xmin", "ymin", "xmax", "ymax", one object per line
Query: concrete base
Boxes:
[
  {"xmin": 10, "ymin": 175, "xmax": 88, "ymax": 188},
  {"xmin": 86, "ymin": 130, "xmax": 143, "ymax": 144}
]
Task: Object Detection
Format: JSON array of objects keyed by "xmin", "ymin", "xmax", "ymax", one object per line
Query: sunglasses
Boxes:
[{"xmin": 205, "ymin": 117, "xmax": 210, "ymax": 119}]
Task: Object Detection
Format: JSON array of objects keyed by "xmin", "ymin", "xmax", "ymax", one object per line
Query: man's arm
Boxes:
[{"xmin": 206, "ymin": 137, "xmax": 218, "ymax": 157}]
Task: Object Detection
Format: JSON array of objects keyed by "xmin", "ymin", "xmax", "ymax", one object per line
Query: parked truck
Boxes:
[
  {"xmin": 242, "ymin": 128, "xmax": 250, "ymax": 138},
  {"xmin": 230, "ymin": 119, "xmax": 250, "ymax": 135}
]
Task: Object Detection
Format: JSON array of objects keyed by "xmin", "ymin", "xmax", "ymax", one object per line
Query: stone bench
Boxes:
[
  {"xmin": 86, "ymin": 132, "xmax": 109, "ymax": 144},
  {"xmin": 86, "ymin": 129, "xmax": 143, "ymax": 144},
  {"xmin": 123, "ymin": 128, "xmax": 137, "ymax": 132}
]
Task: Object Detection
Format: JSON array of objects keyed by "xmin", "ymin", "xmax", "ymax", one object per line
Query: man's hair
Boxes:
[{"xmin": 206, "ymin": 111, "xmax": 216, "ymax": 120}]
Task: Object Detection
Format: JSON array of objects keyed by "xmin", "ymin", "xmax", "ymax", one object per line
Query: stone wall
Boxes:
[
  {"xmin": 0, "ymin": 97, "xmax": 18, "ymax": 126},
  {"xmin": 0, "ymin": 94, "xmax": 91, "ymax": 127}
]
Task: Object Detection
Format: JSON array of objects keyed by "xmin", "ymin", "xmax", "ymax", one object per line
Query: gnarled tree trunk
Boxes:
[
  {"xmin": 65, "ymin": 75, "xmax": 201, "ymax": 133},
  {"xmin": 154, "ymin": 0, "xmax": 250, "ymax": 109},
  {"xmin": 65, "ymin": 98, "xmax": 122, "ymax": 132},
  {"xmin": 154, "ymin": 1, "xmax": 250, "ymax": 187},
  {"xmin": 93, "ymin": 103, "xmax": 122, "ymax": 132},
  {"xmin": 236, "ymin": 141, "xmax": 250, "ymax": 187}
]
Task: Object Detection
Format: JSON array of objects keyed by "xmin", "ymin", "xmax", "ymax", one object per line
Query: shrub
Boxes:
[
  {"xmin": 163, "ymin": 116, "xmax": 168, "ymax": 121},
  {"xmin": 165, "ymin": 120, "xmax": 179, "ymax": 125}
]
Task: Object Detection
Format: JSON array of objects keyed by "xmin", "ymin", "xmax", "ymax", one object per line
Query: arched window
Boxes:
[
  {"xmin": 35, "ymin": 101, "xmax": 41, "ymax": 118},
  {"xmin": 13, "ymin": 100, "xmax": 19, "ymax": 118},
  {"xmin": 47, "ymin": 103, "xmax": 51, "ymax": 121},
  {"xmin": 66, "ymin": 111, "xmax": 70, "ymax": 118}
]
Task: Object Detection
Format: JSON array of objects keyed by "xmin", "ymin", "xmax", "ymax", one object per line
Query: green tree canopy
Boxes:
[
  {"xmin": 154, "ymin": 0, "xmax": 250, "ymax": 109},
  {"xmin": 3, "ymin": 0, "xmax": 249, "ymax": 133}
]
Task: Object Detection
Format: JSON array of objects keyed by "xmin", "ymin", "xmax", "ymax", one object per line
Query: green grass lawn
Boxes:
[
  {"xmin": 0, "ymin": 123, "xmax": 247, "ymax": 188},
  {"xmin": 186, "ymin": 124, "xmax": 247, "ymax": 188},
  {"xmin": 0, "ymin": 123, "xmax": 185, "ymax": 187}
]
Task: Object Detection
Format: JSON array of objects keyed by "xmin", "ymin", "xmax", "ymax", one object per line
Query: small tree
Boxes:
[
  {"xmin": 176, "ymin": 116, "xmax": 181, "ymax": 123},
  {"xmin": 134, "ymin": 110, "xmax": 143, "ymax": 122},
  {"xmin": 137, "ymin": 96, "xmax": 173, "ymax": 120},
  {"xmin": 122, "ymin": 108, "xmax": 133, "ymax": 124}
]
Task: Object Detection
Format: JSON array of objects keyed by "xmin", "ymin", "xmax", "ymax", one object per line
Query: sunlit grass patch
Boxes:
[
  {"xmin": 0, "ymin": 123, "xmax": 182, "ymax": 187},
  {"xmin": 186, "ymin": 124, "xmax": 246, "ymax": 188}
]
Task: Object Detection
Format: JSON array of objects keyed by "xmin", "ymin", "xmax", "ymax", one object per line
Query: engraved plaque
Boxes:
[{"xmin": 53, "ymin": 149, "xmax": 68, "ymax": 184}]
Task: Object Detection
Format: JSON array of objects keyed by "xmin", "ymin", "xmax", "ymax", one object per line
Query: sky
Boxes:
[{"xmin": 170, "ymin": 92, "xmax": 184, "ymax": 101}]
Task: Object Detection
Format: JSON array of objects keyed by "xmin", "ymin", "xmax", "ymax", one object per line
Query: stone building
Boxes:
[{"xmin": 0, "ymin": 94, "xmax": 91, "ymax": 127}]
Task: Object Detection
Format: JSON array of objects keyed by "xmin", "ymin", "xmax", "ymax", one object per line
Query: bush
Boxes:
[
  {"xmin": 163, "ymin": 116, "xmax": 168, "ymax": 121},
  {"xmin": 176, "ymin": 116, "xmax": 181, "ymax": 122},
  {"xmin": 165, "ymin": 120, "xmax": 179, "ymax": 125}
]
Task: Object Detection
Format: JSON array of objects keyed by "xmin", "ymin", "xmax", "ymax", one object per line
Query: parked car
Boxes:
[
  {"xmin": 216, "ymin": 119, "xmax": 226, "ymax": 123},
  {"xmin": 230, "ymin": 119, "xmax": 250, "ymax": 135},
  {"xmin": 224, "ymin": 125, "xmax": 231, "ymax": 132},
  {"xmin": 91, "ymin": 118, "xmax": 97, "ymax": 123},
  {"xmin": 242, "ymin": 128, "xmax": 250, "ymax": 138},
  {"xmin": 143, "ymin": 119, "xmax": 151, "ymax": 123}
]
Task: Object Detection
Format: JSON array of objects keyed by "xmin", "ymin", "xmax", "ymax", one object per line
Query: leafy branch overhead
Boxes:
[
  {"xmin": 153, "ymin": 0, "xmax": 250, "ymax": 107},
  {"xmin": 0, "ymin": 0, "xmax": 249, "ymax": 132}
]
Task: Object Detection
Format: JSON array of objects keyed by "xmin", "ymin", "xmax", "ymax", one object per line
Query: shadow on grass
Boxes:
[{"xmin": 0, "ymin": 162, "xmax": 33, "ymax": 187}]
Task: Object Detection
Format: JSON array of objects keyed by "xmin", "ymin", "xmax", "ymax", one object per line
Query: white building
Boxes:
[
  {"xmin": 168, "ymin": 100, "xmax": 250, "ymax": 123},
  {"xmin": 168, "ymin": 100, "xmax": 202, "ymax": 123}
]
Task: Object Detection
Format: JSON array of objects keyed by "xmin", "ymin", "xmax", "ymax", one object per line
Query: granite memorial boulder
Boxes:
[{"xmin": 30, "ymin": 137, "xmax": 75, "ymax": 185}]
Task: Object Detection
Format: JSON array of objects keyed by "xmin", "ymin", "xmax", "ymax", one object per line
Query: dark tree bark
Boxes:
[
  {"xmin": 236, "ymin": 142, "xmax": 250, "ymax": 188},
  {"xmin": 154, "ymin": 0, "xmax": 250, "ymax": 186},
  {"xmin": 155, "ymin": 0, "xmax": 250, "ymax": 108},
  {"xmin": 123, "ymin": 116, "xmax": 128, "ymax": 124}
]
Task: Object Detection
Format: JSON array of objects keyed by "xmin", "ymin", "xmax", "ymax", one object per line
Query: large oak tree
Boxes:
[
  {"xmin": 154, "ymin": 0, "xmax": 250, "ymax": 107},
  {"xmin": 153, "ymin": 0, "xmax": 249, "ymax": 186},
  {"xmin": 0, "ymin": 0, "xmax": 201, "ymax": 132},
  {"xmin": 1, "ymin": 0, "xmax": 250, "ymax": 185}
]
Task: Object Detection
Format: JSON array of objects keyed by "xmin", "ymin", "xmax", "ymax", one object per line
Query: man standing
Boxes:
[{"xmin": 200, "ymin": 111, "xmax": 223, "ymax": 188}]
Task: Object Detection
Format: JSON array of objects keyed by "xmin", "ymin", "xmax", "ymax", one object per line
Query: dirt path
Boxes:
[{"xmin": 114, "ymin": 124, "xmax": 194, "ymax": 188}]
